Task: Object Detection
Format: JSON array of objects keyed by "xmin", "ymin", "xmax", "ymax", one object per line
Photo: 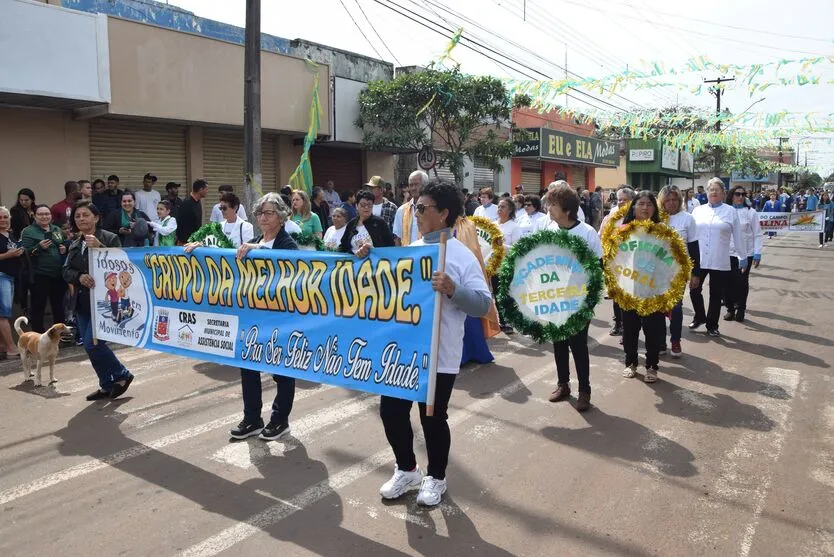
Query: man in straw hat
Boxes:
[{"xmin": 366, "ymin": 175, "xmax": 397, "ymax": 230}]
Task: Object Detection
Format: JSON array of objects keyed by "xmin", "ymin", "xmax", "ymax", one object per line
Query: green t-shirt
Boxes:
[{"xmin": 292, "ymin": 213, "xmax": 322, "ymax": 235}]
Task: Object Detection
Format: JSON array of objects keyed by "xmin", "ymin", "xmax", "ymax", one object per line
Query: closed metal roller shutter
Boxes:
[
  {"xmin": 521, "ymin": 160, "xmax": 542, "ymax": 192},
  {"xmin": 473, "ymin": 158, "xmax": 495, "ymax": 189},
  {"xmin": 203, "ymin": 129, "xmax": 276, "ymax": 220},
  {"xmin": 572, "ymin": 166, "xmax": 587, "ymax": 188},
  {"xmin": 432, "ymin": 163, "xmax": 457, "ymax": 185},
  {"xmin": 89, "ymin": 120, "xmax": 187, "ymax": 190},
  {"xmin": 310, "ymin": 145, "xmax": 363, "ymax": 195}
]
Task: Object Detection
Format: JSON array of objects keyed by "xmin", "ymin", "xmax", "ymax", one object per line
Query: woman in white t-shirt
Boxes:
[
  {"xmin": 516, "ymin": 194, "xmax": 549, "ymax": 237},
  {"xmin": 543, "ymin": 183, "xmax": 601, "ymax": 412},
  {"xmin": 494, "ymin": 197, "xmax": 521, "ymax": 333},
  {"xmin": 377, "ymin": 181, "xmax": 491, "ymax": 508},
  {"xmin": 658, "ymin": 185, "xmax": 700, "ymax": 358},
  {"xmin": 322, "ymin": 207, "xmax": 348, "ymax": 250},
  {"xmin": 218, "ymin": 192, "xmax": 254, "ymax": 248}
]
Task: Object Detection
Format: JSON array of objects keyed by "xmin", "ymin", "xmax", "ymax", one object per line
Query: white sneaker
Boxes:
[
  {"xmin": 379, "ymin": 466, "xmax": 422, "ymax": 499},
  {"xmin": 416, "ymin": 476, "xmax": 447, "ymax": 506},
  {"xmin": 820, "ymin": 244, "xmax": 824, "ymax": 248},
  {"xmin": 622, "ymin": 364, "xmax": 637, "ymax": 378}
]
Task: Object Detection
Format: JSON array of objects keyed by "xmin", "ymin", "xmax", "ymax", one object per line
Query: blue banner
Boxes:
[{"xmin": 88, "ymin": 246, "xmax": 439, "ymax": 402}]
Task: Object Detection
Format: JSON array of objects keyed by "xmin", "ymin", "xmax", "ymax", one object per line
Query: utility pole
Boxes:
[
  {"xmin": 777, "ymin": 136, "xmax": 788, "ymax": 189},
  {"xmin": 704, "ymin": 76, "xmax": 735, "ymax": 177},
  {"xmin": 243, "ymin": 0, "xmax": 261, "ymax": 231}
]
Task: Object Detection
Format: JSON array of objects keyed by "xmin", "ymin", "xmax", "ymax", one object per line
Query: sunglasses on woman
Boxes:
[
  {"xmin": 734, "ymin": 191, "xmax": 746, "ymax": 197},
  {"xmin": 415, "ymin": 203, "xmax": 436, "ymax": 214}
]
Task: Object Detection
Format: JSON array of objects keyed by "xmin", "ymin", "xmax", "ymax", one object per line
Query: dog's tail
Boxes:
[{"xmin": 14, "ymin": 316, "xmax": 28, "ymax": 336}]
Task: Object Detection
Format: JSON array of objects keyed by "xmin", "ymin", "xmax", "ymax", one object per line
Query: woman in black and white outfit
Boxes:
[
  {"xmin": 544, "ymin": 183, "xmax": 602, "ymax": 410},
  {"xmin": 377, "ymin": 181, "xmax": 491, "ymax": 507},
  {"xmin": 723, "ymin": 186, "xmax": 762, "ymax": 323},
  {"xmin": 689, "ymin": 178, "xmax": 747, "ymax": 337},
  {"xmin": 219, "ymin": 192, "xmax": 255, "ymax": 248}
]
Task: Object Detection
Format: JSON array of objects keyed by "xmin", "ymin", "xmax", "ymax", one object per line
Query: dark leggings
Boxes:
[
  {"xmin": 28, "ymin": 274, "xmax": 66, "ymax": 332},
  {"xmin": 623, "ymin": 310, "xmax": 665, "ymax": 368},
  {"xmin": 380, "ymin": 372, "xmax": 456, "ymax": 479},
  {"xmin": 724, "ymin": 256, "xmax": 752, "ymax": 312},
  {"xmin": 552, "ymin": 324, "xmax": 590, "ymax": 392}
]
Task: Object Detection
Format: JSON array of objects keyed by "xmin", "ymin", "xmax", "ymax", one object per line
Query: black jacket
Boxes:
[
  {"xmin": 338, "ymin": 215, "xmax": 395, "ymax": 253},
  {"xmin": 103, "ymin": 209, "xmax": 151, "ymax": 247},
  {"xmin": 254, "ymin": 227, "xmax": 298, "ymax": 251},
  {"xmin": 92, "ymin": 190, "xmax": 123, "ymax": 222},
  {"xmin": 62, "ymin": 229, "xmax": 121, "ymax": 316}
]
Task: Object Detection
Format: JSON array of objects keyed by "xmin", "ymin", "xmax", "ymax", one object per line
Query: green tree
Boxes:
[
  {"xmin": 356, "ymin": 68, "xmax": 528, "ymax": 185},
  {"xmin": 797, "ymin": 171, "xmax": 823, "ymax": 189}
]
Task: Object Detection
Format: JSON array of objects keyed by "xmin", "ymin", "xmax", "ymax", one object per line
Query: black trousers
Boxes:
[
  {"xmin": 380, "ymin": 372, "xmax": 456, "ymax": 479},
  {"xmin": 240, "ymin": 369, "xmax": 296, "ymax": 426},
  {"xmin": 552, "ymin": 324, "xmax": 590, "ymax": 392},
  {"xmin": 612, "ymin": 301, "xmax": 622, "ymax": 326},
  {"xmin": 689, "ymin": 268, "xmax": 729, "ymax": 331},
  {"xmin": 724, "ymin": 256, "xmax": 753, "ymax": 312},
  {"xmin": 28, "ymin": 273, "xmax": 66, "ymax": 333},
  {"xmin": 623, "ymin": 310, "xmax": 665, "ymax": 368}
]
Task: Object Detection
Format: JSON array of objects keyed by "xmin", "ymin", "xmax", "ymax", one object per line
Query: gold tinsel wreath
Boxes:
[
  {"xmin": 601, "ymin": 202, "xmax": 669, "ymax": 246},
  {"xmin": 467, "ymin": 215, "xmax": 506, "ymax": 277},
  {"xmin": 602, "ymin": 219, "xmax": 692, "ymax": 316}
]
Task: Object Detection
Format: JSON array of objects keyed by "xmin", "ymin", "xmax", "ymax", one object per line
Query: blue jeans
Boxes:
[
  {"xmin": 669, "ymin": 301, "xmax": 683, "ymax": 343},
  {"xmin": 240, "ymin": 369, "xmax": 295, "ymax": 426},
  {"xmin": 76, "ymin": 311, "xmax": 132, "ymax": 392}
]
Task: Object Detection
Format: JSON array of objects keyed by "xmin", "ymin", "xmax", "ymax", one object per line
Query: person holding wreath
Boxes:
[
  {"xmin": 544, "ymin": 183, "xmax": 602, "ymax": 411},
  {"xmin": 618, "ymin": 191, "xmax": 666, "ymax": 382}
]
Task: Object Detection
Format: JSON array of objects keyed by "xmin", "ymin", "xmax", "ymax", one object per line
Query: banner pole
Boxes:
[
  {"xmin": 89, "ymin": 246, "xmax": 98, "ymax": 346},
  {"xmin": 425, "ymin": 231, "xmax": 448, "ymax": 417}
]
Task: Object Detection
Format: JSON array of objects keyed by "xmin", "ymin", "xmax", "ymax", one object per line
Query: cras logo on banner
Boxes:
[{"xmin": 94, "ymin": 249, "xmax": 148, "ymax": 341}]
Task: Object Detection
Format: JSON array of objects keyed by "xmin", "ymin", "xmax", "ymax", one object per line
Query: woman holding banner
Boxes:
[
  {"xmin": 724, "ymin": 186, "xmax": 762, "ymax": 323},
  {"xmin": 762, "ymin": 191, "xmax": 782, "ymax": 239},
  {"xmin": 544, "ymin": 183, "xmax": 602, "ymax": 410},
  {"xmin": 619, "ymin": 192, "xmax": 666, "ymax": 382},
  {"xmin": 230, "ymin": 193, "xmax": 299, "ymax": 441},
  {"xmin": 62, "ymin": 200, "xmax": 134, "ymax": 401},
  {"xmin": 378, "ymin": 180, "xmax": 491, "ymax": 507},
  {"xmin": 690, "ymin": 178, "xmax": 747, "ymax": 338},
  {"xmin": 657, "ymin": 186, "xmax": 700, "ymax": 358}
]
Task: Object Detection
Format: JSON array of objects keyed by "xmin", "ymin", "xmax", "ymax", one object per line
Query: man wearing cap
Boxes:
[
  {"xmin": 134, "ymin": 173, "xmax": 161, "ymax": 222},
  {"xmin": 164, "ymin": 182, "xmax": 183, "ymax": 218},
  {"xmin": 367, "ymin": 176, "xmax": 397, "ymax": 230}
]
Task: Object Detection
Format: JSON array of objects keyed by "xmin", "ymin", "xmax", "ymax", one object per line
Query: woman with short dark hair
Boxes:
[
  {"xmin": 63, "ymin": 200, "xmax": 133, "ymax": 400},
  {"xmin": 338, "ymin": 189, "xmax": 395, "ymax": 254},
  {"xmin": 377, "ymin": 180, "xmax": 491, "ymax": 507},
  {"xmin": 619, "ymin": 191, "xmax": 665, "ymax": 383},
  {"xmin": 544, "ymin": 183, "xmax": 602, "ymax": 411}
]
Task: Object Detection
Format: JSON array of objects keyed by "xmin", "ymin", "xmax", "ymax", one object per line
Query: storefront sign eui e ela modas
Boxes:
[{"xmin": 514, "ymin": 127, "xmax": 619, "ymax": 168}]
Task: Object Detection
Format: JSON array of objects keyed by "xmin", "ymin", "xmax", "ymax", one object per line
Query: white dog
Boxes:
[{"xmin": 14, "ymin": 316, "xmax": 68, "ymax": 387}]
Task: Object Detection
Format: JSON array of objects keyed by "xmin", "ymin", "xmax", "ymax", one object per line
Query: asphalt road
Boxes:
[{"xmin": 1, "ymin": 231, "xmax": 832, "ymax": 556}]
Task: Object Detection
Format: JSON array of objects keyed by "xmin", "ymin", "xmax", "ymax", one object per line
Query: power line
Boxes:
[
  {"xmin": 338, "ymin": 0, "xmax": 386, "ymax": 60},
  {"xmin": 547, "ymin": 0, "xmax": 831, "ymax": 57},
  {"xmin": 497, "ymin": 0, "xmax": 679, "ymax": 106},
  {"xmin": 353, "ymin": 0, "xmax": 401, "ymax": 65},
  {"xmin": 595, "ymin": 0, "xmax": 834, "ymax": 44},
  {"xmin": 417, "ymin": 0, "xmax": 647, "ymax": 109},
  {"xmin": 374, "ymin": 0, "xmax": 629, "ymax": 111}
]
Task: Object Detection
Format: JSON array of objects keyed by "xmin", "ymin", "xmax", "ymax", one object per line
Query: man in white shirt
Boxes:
[
  {"xmin": 134, "ymin": 173, "xmax": 161, "ymax": 222},
  {"xmin": 378, "ymin": 180, "xmax": 491, "ymax": 509},
  {"xmin": 210, "ymin": 185, "xmax": 248, "ymax": 223},
  {"xmin": 473, "ymin": 187, "xmax": 499, "ymax": 221},
  {"xmin": 323, "ymin": 180, "xmax": 342, "ymax": 209},
  {"xmin": 393, "ymin": 170, "xmax": 427, "ymax": 246}
]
